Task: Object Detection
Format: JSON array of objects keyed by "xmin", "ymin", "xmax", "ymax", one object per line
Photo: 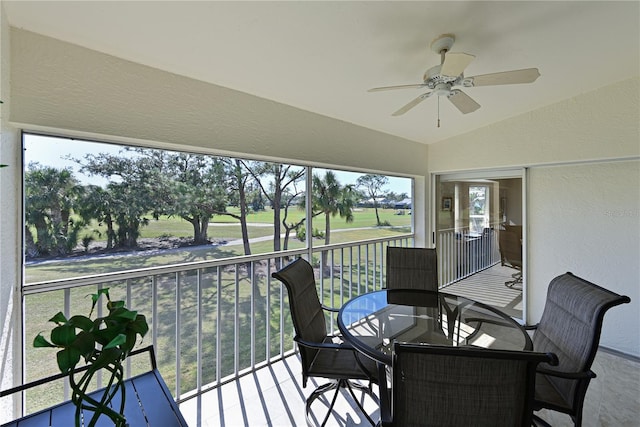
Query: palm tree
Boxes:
[
  {"xmin": 24, "ymin": 165, "xmax": 84, "ymax": 256},
  {"xmin": 311, "ymin": 171, "xmax": 356, "ymax": 267}
]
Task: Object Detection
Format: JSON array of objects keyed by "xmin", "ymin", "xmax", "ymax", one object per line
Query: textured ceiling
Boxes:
[{"xmin": 4, "ymin": 1, "xmax": 639, "ymax": 144}]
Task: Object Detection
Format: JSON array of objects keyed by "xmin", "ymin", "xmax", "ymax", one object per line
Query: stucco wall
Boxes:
[
  {"xmin": 0, "ymin": 3, "xmax": 22, "ymax": 420},
  {"xmin": 529, "ymin": 161, "xmax": 639, "ymax": 355}
]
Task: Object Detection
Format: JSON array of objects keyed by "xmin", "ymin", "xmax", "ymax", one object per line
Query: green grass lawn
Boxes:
[{"xmin": 26, "ymin": 208, "xmax": 411, "ymax": 283}]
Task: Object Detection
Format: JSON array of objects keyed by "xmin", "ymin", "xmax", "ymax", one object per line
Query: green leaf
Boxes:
[
  {"xmin": 104, "ymin": 334, "xmax": 127, "ymax": 350},
  {"xmin": 128, "ymin": 315, "xmax": 149, "ymax": 336},
  {"xmin": 33, "ymin": 334, "xmax": 55, "ymax": 348},
  {"xmin": 90, "ymin": 288, "xmax": 110, "ymax": 316},
  {"xmin": 68, "ymin": 315, "xmax": 94, "ymax": 332},
  {"xmin": 50, "ymin": 324, "xmax": 77, "ymax": 346},
  {"xmin": 93, "ymin": 328, "xmax": 120, "ymax": 346},
  {"xmin": 56, "ymin": 347, "xmax": 81, "ymax": 373},
  {"xmin": 73, "ymin": 331, "xmax": 97, "ymax": 357},
  {"xmin": 49, "ymin": 312, "xmax": 68, "ymax": 324},
  {"xmin": 114, "ymin": 308, "xmax": 137, "ymax": 321},
  {"xmin": 107, "ymin": 300, "xmax": 125, "ymax": 310}
]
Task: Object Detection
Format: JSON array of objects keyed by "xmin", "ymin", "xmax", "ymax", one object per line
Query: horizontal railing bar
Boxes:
[
  {"xmin": 310, "ymin": 234, "xmax": 413, "ymax": 252},
  {"xmin": 23, "ymin": 235, "xmax": 412, "ymax": 295}
]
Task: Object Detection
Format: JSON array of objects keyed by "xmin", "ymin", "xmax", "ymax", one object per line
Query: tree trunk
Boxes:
[
  {"xmin": 24, "ymin": 225, "xmax": 38, "ymax": 257},
  {"xmin": 105, "ymin": 216, "xmax": 115, "ymax": 249},
  {"xmin": 322, "ymin": 212, "xmax": 331, "ymax": 268},
  {"xmin": 272, "ymin": 184, "xmax": 282, "ymax": 252}
]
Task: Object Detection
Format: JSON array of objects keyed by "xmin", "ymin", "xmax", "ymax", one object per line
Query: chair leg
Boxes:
[
  {"xmin": 305, "ymin": 379, "xmax": 378, "ymax": 427},
  {"xmin": 344, "ymin": 380, "xmax": 379, "ymax": 426},
  {"xmin": 505, "ymin": 272, "xmax": 522, "ymax": 289}
]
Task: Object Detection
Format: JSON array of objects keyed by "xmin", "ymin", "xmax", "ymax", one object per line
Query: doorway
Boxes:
[{"xmin": 434, "ymin": 170, "xmax": 524, "ymax": 320}]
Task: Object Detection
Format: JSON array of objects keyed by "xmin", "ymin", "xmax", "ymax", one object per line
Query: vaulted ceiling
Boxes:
[{"xmin": 3, "ymin": 1, "xmax": 639, "ymax": 145}]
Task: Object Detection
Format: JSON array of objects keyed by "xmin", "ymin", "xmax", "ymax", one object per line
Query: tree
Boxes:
[
  {"xmin": 310, "ymin": 171, "xmax": 356, "ymax": 267},
  {"xmin": 242, "ymin": 161, "xmax": 305, "ymax": 252},
  {"xmin": 161, "ymin": 153, "xmax": 229, "ymax": 244},
  {"xmin": 24, "ymin": 164, "xmax": 84, "ymax": 256},
  {"xmin": 280, "ymin": 180, "xmax": 306, "ymax": 251},
  {"xmin": 356, "ymin": 174, "xmax": 389, "ymax": 226},
  {"xmin": 76, "ymin": 185, "xmax": 118, "ymax": 249},
  {"xmin": 77, "ymin": 151, "xmax": 160, "ymax": 248},
  {"xmin": 222, "ymin": 159, "xmax": 255, "ymax": 255}
]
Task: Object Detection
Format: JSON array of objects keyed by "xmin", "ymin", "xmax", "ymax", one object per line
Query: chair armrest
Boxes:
[
  {"xmin": 294, "ymin": 336, "xmax": 354, "ymax": 351},
  {"xmin": 321, "ymin": 305, "xmax": 339, "ymax": 313},
  {"xmin": 537, "ymin": 367, "xmax": 596, "ymax": 380}
]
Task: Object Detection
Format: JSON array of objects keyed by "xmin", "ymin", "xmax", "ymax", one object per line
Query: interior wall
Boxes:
[
  {"xmin": 529, "ymin": 160, "xmax": 639, "ymax": 355},
  {"xmin": 428, "ymin": 78, "xmax": 640, "ymax": 357}
]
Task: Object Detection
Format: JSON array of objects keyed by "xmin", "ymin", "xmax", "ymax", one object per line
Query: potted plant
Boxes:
[{"xmin": 34, "ymin": 288, "xmax": 149, "ymax": 427}]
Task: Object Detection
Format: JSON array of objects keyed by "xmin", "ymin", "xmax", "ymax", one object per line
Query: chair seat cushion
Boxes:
[{"xmin": 307, "ymin": 336, "xmax": 379, "ymax": 382}]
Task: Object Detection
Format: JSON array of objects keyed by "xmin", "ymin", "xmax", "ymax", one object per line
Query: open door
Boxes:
[{"xmin": 434, "ymin": 170, "xmax": 525, "ymax": 321}]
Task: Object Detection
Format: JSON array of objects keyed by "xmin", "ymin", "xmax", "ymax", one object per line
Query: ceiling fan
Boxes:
[{"xmin": 368, "ymin": 34, "xmax": 540, "ymax": 127}]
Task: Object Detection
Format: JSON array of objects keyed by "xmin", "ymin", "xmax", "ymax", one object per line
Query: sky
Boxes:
[{"xmin": 24, "ymin": 134, "xmax": 412, "ymax": 195}]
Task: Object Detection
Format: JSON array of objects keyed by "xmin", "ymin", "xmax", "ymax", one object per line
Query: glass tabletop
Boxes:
[{"xmin": 337, "ymin": 289, "xmax": 532, "ymax": 365}]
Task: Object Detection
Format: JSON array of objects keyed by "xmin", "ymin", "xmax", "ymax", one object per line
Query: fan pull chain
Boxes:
[{"xmin": 437, "ymin": 96, "xmax": 441, "ymax": 128}]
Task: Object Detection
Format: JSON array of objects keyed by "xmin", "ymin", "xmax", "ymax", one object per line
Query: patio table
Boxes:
[{"xmin": 337, "ymin": 289, "xmax": 532, "ymax": 366}]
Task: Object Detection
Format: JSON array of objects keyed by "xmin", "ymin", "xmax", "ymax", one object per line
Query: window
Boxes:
[{"xmin": 469, "ymin": 185, "xmax": 489, "ymax": 234}]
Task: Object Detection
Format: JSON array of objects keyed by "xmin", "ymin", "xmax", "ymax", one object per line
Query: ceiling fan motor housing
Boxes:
[{"xmin": 423, "ymin": 65, "xmax": 460, "ymax": 95}]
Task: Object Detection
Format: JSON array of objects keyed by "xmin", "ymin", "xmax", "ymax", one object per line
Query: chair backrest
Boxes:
[
  {"xmin": 499, "ymin": 228, "xmax": 522, "ymax": 269},
  {"xmin": 386, "ymin": 246, "xmax": 438, "ymax": 291},
  {"xmin": 272, "ymin": 258, "xmax": 327, "ymax": 381},
  {"xmin": 388, "ymin": 343, "xmax": 556, "ymax": 427},
  {"xmin": 532, "ymin": 272, "xmax": 630, "ymax": 408}
]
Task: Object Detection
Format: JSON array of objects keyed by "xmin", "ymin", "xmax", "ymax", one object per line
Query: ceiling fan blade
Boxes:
[
  {"xmin": 392, "ymin": 92, "xmax": 434, "ymax": 116},
  {"xmin": 467, "ymin": 68, "xmax": 541, "ymax": 86},
  {"xmin": 448, "ymin": 90, "xmax": 480, "ymax": 114},
  {"xmin": 440, "ymin": 52, "xmax": 475, "ymax": 78},
  {"xmin": 368, "ymin": 84, "xmax": 428, "ymax": 92}
]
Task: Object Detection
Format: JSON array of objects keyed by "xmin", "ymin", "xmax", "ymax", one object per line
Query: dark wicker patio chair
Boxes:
[
  {"xmin": 379, "ymin": 343, "xmax": 557, "ymax": 427},
  {"xmin": 530, "ymin": 272, "xmax": 631, "ymax": 427},
  {"xmin": 386, "ymin": 246, "xmax": 438, "ymax": 291},
  {"xmin": 272, "ymin": 257, "xmax": 379, "ymax": 427}
]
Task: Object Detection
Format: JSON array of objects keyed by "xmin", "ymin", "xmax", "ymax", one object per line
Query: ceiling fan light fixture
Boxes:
[{"xmin": 434, "ymin": 82, "xmax": 451, "ymax": 97}]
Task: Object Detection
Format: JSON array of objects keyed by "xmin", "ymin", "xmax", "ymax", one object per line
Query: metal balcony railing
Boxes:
[
  {"xmin": 19, "ymin": 231, "xmax": 498, "ymax": 416},
  {"xmin": 21, "ymin": 236, "xmax": 409, "ymax": 413}
]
